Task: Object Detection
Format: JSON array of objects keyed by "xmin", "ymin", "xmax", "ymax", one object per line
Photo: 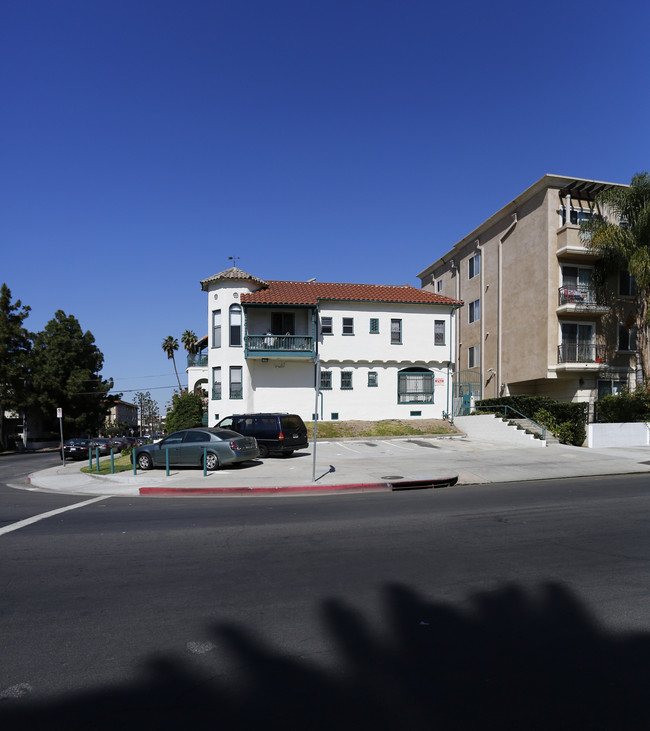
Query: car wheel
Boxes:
[
  {"xmin": 258, "ymin": 444, "xmax": 269, "ymax": 459},
  {"xmin": 137, "ymin": 452, "xmax": 153, "ymax": 470},
  {"xmin": 205, "ymin": 452, "xmax": 220, "ymax": 471}
]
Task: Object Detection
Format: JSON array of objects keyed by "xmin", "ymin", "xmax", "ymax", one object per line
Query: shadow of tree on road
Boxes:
[{"xmin": 1, "ymin": 581, "xmax": 649, "ymax": 729}]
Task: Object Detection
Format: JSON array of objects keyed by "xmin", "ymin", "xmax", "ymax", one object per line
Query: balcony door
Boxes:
[{"xmin": 561, "ymin": 322, "xmax": 594, "ymax": 362}]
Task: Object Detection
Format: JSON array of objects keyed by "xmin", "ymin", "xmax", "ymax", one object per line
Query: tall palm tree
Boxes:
[
  {"xmin": 181, "ymin": 329, "xmax": 198, "ymax": 361},
  {"xmin": 583, "ymin": 172, "xmax": 650, "ymax": 383},
  {"xmin": 162, "ymin": 336, "xmax": 183, "ymax": 393}
]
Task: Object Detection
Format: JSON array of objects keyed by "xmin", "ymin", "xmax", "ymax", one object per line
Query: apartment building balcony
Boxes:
[
  {"xmin": 556, "ymin": 225, "xmax": 599, "ymax": 260},
  {"xmin": 245, "ymin": 334, "xmax": 315, "ymax": 359},
  {"xmin": 557, "ymin": 286, "xmax": 609, "ymax": 316},
  {"xmin": 187, "ymin": 353, "xmax": 208, "ymax": 367},
  {"xmin": 557, "ymin": 342, "xmax": 607, "ymax": 370}
]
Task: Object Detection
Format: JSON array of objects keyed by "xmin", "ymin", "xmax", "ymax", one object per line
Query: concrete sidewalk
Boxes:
[{"xmin": 23, "ymin": 427, "xmax": 650, "ymax": 497}]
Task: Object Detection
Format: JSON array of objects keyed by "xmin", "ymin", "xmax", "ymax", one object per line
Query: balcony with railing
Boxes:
[
  {"xmin": 187, "ymin": 353, "xmax": 208, "ymax": 367},
  {"xmin": 245, "ymin": 334, "xmax": 315, "ymax": 359},
  {"xmin": 557, "ymin": 285, "xmax": 609, "ymax": 315},
  {"xmin": 557, "ymin": 342, "xmax": 607, "ymax": 367}
]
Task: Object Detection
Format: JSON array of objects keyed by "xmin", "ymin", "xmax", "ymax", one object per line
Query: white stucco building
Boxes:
[{"xmin": 189, "ymin": 267, "xmax": 461, "ymax": 424}]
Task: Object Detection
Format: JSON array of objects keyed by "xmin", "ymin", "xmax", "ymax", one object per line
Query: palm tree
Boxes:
[
  {"xmin": 583, "ymin": 172, "xmax": 650, "ymax": 383},
  {"xmin": 181, "ymin": 329, "xmax": 198, "ymax": 365},
  {"xmin": 162, "ymin": 336, "xmax": 183, "ymax": 393}
]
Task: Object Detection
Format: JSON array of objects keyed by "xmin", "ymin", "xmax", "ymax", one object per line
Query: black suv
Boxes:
[{"xmin": 216, "ymin": 413, "xmax": 308, "ymax": 458}]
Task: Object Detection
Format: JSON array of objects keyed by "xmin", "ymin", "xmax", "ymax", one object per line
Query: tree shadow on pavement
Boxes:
[{"xmin": 1, "ymin": 581, "xmax": 649, "ymax": 729}]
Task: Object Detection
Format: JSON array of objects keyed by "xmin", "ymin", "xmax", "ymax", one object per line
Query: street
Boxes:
[{"xmin": 1, "ymin": 453, "xmax": 649, "ymax": 728}]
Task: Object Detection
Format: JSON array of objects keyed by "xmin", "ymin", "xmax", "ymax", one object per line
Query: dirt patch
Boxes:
[{"xmin": 307, "ymin": 419, "xmax": 462, "ymax": 440}]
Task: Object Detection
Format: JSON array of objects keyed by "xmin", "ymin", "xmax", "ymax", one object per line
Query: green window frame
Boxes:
[
  {"xmin": 434, "ymin": 320, "xmax": 445, "ymax": 346},
  {"xmin": 212, "ymin": 367, "xmax": 221, "ymax": 400},
  {"xmin": 341, "ymin": 371, "xmax": 353, "ymax": 390},
  {"xmin": 229, "ymin": 366, "xmax": 243, "ymax": 399},
  {"xmin": 368, "ymin": 371, "xmax": 378, "ymax": 387},
  {"xmin": 391, "ymin": 319, "xmax": 402, "ymax": 344},
  {"xmin": 320, "ymin": 370, "xmax": 332, "ymax": 390},
  {"xmin": 397, "ymin": 370, "xmax": 433, "ymax": 404},
  {"xmin": 369, "ymin": 318, "xmax": 379, "ymax": 334}
]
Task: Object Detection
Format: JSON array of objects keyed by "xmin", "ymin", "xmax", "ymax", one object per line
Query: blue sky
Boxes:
[{"xmin": 2, "ymin": 0, "xmax": 649, "ymax": 411}]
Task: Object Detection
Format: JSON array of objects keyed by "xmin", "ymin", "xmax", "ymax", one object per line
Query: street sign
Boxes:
[{"xmin": 57, "ymin": 408, "xmax": 63, "ymax": 419}]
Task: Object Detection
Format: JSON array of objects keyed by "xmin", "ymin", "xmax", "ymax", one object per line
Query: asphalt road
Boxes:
[{"xmin": 1, "ymin": 454, "xmax": 649, "ymax": 728}]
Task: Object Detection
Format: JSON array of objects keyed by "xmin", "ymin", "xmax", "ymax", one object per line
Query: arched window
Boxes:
[
  {"xmin": 397, "ymin": 367, "xmax": 434, "ymax": 404},
  {"xmin": 230, "ymin": 304, "xmax": 242, "ymax": 347}
]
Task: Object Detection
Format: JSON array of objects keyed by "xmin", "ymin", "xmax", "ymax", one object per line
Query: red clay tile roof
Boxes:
[{"xmin": 241, "ymin": 280, "xmax": 461, "ymax": 306}]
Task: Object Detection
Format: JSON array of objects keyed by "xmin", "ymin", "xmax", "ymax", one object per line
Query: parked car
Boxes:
[
  {"xmin": 216, "ymin": 413, "xmax": 308, "ymax": 458},
  {"xmin": 135, "ymin": 436, "xmax": 151, "ymax": 446},
  {"xmin": 109, "ymin": 437, "xmax": 128, "ymax": 452},
  {"xmin": 89, "ymin": 438, "xmax": 112, "ymax": 456},
  {"xmin": 62, "ymin": 438, "xmax": 92, "ymax": 461},
  {"xmin": 131, "ymin": 428, "xmax": 259, "ymax": 471}
]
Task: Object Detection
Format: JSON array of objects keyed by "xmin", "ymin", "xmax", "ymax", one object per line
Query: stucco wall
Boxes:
[{"xmin": 587, "ymin": 422, "xmax": 650, "ymax": 448}]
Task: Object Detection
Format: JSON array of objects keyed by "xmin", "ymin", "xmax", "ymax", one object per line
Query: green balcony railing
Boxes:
[{"xmin": 245, "ymin": 334, "xmax": 314, "ymax": 357}]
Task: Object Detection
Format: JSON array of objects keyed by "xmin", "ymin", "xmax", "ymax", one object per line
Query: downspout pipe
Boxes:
[{"xmin": 498, "ymin": 213, "xmax": 518, "ymax": 394}]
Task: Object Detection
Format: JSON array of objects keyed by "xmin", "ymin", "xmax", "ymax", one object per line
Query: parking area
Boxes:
[{"xmin": 24, "ymin": 433, "xmax": 650, "ymax": 497}]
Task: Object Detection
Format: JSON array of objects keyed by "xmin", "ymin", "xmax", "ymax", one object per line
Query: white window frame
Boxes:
[
  {"xmin": 468, "ymin": 299, "xmax": 480, "ymax": 324},
  {"xmin": 212, "ymin": 310, "xmax": 221, "ymax": 348},
  {"xmin": 468, "ymin": 345, "xmax": 479, "ymax": 369},
  {"xmin": 468, "ymin": 252, "xmax": 480, "ymax": 280}
]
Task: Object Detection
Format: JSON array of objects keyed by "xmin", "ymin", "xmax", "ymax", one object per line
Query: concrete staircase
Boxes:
[
  {"xmin": 509, "ymin": 418, "xmax": 559, "ymax": 444},
  {"xmin": 454, "ymin": 414, "xmax": 547, "ymax": 447}
]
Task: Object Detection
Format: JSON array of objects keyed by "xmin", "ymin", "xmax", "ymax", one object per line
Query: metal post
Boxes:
[
  {"xmin": 95, "ymin": 447, "xmax": 100, "ymax": 472},
  {"xmin": 133, "ymin": 450, "xmax": 137, "ymax": 475},
  {"xmin": 110, "ymin": 448, "xmax": 114, "ymax": 474},
  {"xmin": 89, "ymin": 447, "xmax": 92, "ymax": 470},
  {"xmin": 165, "ymin": 447, "xmax": 170, "ymax": 476},
  {"xmin": 312, "ymin": 355, "xmax": 321, "ymax": 482},
  {"xmin": 203, "ymin": 447, "xmax": 207, "ymax": 477}
]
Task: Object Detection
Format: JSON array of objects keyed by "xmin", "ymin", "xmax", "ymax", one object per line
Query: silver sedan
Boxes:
[{"xmin": 132, "ymin": 428, "xmax": 259, "ymax": 471}]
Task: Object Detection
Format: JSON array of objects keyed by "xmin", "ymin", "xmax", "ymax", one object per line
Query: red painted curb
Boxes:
[
  {"xmin": 138, "ymin": 477, "xmax": 457, "ymax": 495},
  {"xmin": 139, "ymin": 481, "xmax": 391, "ymax": 495}
]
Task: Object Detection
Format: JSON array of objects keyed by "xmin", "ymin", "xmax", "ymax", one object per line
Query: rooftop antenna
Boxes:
[{"xmin": 228, "ymin": 255, "xmax": 240, "ymax": 268}]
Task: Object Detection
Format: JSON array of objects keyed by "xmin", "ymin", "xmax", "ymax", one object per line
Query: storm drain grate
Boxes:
[{"xmin": 407, "ymin": 440, "xmax": 440, "ymax": 448}]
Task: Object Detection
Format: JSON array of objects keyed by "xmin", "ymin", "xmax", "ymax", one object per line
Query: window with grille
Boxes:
[
  {"xmin": 391, "ymin": 319, "xmax": 402, "ymax": 344},
  {"xmin": 397, "ymin": 370, "xmax": 433, "ymax": 403},
  {"xmin": 369, "ymin": 318, "xmax": 379, "ymax": 334},
  {"xmin": 341, "ymin": 371, "xmax": 353, "ymax": 389},
  {"xmin": 434, "ymin": 320, "xmax": 445, "ymax": 346},
  {"xmin": 320, "ymin": 371, "xmax": 332, "ymax": 390},
  {"xmin": 368, "ymin": 371, "xmax": 378, "ymax": 387}
]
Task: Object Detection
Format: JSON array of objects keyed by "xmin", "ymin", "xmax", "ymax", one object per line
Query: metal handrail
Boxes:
[{"xmin": 476, "ymin": 404, "xmax": 546, "ymax": 440}]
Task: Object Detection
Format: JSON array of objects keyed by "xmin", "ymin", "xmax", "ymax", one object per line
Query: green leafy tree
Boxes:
[
  {"xmin": 134, "ymin": 390, "xmax": 160, "ymax": 436},
  {"xmin": 28, "ymin": 311, "xmax": 116, "ymax": 436},
  {"xmin": 582, "ymin": 172, "xmax": 650, "ymax": 382},
  {"xmin": 0, "ymin": 284, "xmax": 32, "ymax": 448},
  {"xmin": 162, "ymin": 335, "xmax": 183, "ymax": 393},
  {"xmin": 165, "ymin": 390, "xmax": 203, "ymax": 433}
]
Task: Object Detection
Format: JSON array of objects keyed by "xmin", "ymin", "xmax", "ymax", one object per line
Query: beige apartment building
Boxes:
[{"xmin": 418, "ymin": 175, "xmax": 637, "ymax": 418}]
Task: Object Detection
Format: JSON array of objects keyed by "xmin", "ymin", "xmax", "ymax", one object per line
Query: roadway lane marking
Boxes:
[{"xmin": 0, "ymin": 496, "xmax": 110, "ymax": 537}]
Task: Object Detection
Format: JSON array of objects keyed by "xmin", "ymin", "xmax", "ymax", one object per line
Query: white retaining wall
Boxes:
[{"xmin": 587, "ymin": 422, "xmax": 650, "ymax": 448}]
